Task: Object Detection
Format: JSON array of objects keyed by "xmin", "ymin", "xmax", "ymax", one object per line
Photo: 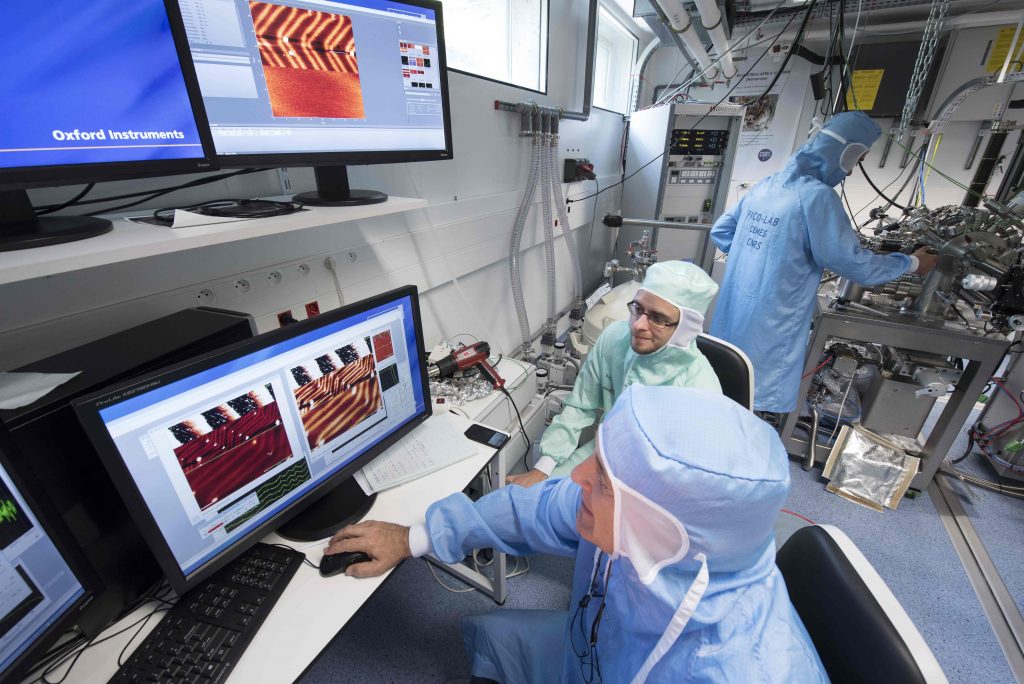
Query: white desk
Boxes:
[{"xmin": 51, "ymin": 412, "xmax": 500, "ymax": 684}]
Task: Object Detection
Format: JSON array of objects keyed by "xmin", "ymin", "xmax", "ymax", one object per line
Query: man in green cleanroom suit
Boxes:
[{"xmin": 506, "ymin": 260, "xmax": 723, "ymax": 487}]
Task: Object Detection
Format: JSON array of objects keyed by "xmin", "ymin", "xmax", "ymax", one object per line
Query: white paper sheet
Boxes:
[
  {"xmin": 0, "ymin": 371, "xmax": 82, "ymax": 410},
  {"xmin": 355, "ymin": 413, "xmax": 477, "ymax": 494}
]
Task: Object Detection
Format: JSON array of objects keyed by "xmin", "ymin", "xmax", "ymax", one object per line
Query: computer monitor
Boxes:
[
  {"xmin": 0, "ymin": 0, "xmax": 216, "ymax": 251},
  {"xmin": 0, "ymin": 425, "xmax": 99, "ymax": 684},
  {"xmin": 172, "ymin": 0, "xmax": 453, "ymax": 206},
  {"xmin": 73, "ymin": 286, "xmax": 431, "ymax": 593}
]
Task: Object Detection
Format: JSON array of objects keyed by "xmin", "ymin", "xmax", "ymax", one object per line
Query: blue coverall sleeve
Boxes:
[
  {"xmin": 425, "ymin": 477, "xmax": 582, "ymax": 563},
  {"xmin": 537, "ymin": 333, "xmax": 607, "ymax": 464},
  {"xmin": 711, "ymin": 197, "xmax": 743, "ymax": 254},
  {"xmin": 802, "ymin": 185, "xmax": 912, "ymax": 286}
]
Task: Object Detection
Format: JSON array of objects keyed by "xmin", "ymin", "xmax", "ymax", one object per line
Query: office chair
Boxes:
[
  {"xmin": 696, "ymin": 333, "xmax": 754, "ymax": 410},
  {"xmin": 776, "ymin": 525, "xmax": 947, "ymax": 684}
]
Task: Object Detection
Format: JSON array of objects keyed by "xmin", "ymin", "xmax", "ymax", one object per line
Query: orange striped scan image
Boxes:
[
  {"xmin": 249, "ymin": 1, "xmax": 365, "ymax": 119},
  {"xmin": 289, "ymin": 340, "xmax": 385, "ymax": 451}
]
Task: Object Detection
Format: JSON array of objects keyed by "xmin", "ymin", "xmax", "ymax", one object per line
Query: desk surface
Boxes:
[{"xmin": 54, "ymin": 412, "xmax": 493, "ymax": 684}]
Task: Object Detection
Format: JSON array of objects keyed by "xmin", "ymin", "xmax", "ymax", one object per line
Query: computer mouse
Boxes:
[{"xmin": 319, "ymin": 551, "xmax": 372, "ymax": 577}]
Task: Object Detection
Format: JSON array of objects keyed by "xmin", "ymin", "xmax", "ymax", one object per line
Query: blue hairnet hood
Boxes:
[
  {"xmin": 599, "ymin": 385, "xmax": 788, "ymax": 577},
  {"xmin": 789, "ymin": 111, "xmax": 882, "ymax": 187}
]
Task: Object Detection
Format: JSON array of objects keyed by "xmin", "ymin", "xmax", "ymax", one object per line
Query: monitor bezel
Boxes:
[
  {"xmin": 0, "ymin": 0, "xmax": 218, "ymax": 192},
  {"xmin": 0, "ymin": 425, "xmax": 102, "ymax": 684},
  {"xmin": 179, "ymin": 0, "xmax": 454, "ymax": 169},
  {"xmin": 72, "ymin": 285, "xmax": 432, "ymax": 594}
]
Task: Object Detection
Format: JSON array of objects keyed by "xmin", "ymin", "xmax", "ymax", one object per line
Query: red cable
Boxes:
[
  {"xmin": 780, "ymin": 508, "xmax": 816, "ymax": 525},
  {"xmin": 803, "ymin": 355, "xmax": 834, "ymax": 379}
]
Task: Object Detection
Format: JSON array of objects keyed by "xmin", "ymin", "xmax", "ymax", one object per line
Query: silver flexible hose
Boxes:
[
  {"xmin": 509, "ymin": 130, "xmax": 543, "ymax": 354},
  {"xmin": 539, "ymin": 121, "xmax": 557, "ymax": 330},
  {"xmin": 549, "ymin": 135, "xmax": 583, "ymax": 304}
]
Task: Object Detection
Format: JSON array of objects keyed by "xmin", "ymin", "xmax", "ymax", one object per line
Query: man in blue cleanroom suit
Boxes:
[
  {"xmin": 709, "ymin": 111, "xmax": 936, "ymax": 414},
  {"xmin": 326, "ymin": 386, "xmax": 829, "ymax": 683},
  {"xmin": 507, "ymin": 260, "xmax": 722, "ymax": 488}
]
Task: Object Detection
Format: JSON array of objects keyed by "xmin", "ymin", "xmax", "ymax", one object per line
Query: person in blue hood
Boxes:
[
  {"xmin": 709, "ymin": 111, "xmax": 937, "ymax": 414},
  {"xmin": 325, "ymin": 385, "xmax": 828, "ymax": 683}
]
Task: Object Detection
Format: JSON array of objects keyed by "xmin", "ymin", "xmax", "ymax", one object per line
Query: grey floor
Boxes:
[{"xmin": 298, "ymin": 416, "xmax": 1023, "ymax": 683}]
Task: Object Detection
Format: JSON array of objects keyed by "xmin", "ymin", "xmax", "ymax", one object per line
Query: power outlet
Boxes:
[
  {"xmin": 234, "ymin": 279, "xmax": 251, "ymax": 294},
  {"xmin": 267, "ymin": 270, "xmax": 283, "ymax": 286},
  {"xmin": 277, "ymin": 310, "xmax": 298, "ymax": 326},
  {"xmin": 196, "ymin": 288, "xmax": 216, "ymax": 305},
  {"xmin": 305, "ymin": 301, "xmax": 320, "ymax": 317}
]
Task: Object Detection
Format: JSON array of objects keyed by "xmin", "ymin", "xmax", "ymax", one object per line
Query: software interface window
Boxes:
[
  {"xmin": 98, "ymin": 300, "xmax": 423, "ymax": 577},
  {"xmin": 178, "ymin": 0, "xmax": 446, "ymax": 154},
  {"xmin": 0, "ymin": 465, "xmax": 85, "ymax": 673}
]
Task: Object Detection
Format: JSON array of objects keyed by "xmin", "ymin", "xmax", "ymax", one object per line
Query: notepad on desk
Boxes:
[{"xmin": 354, "ymin": 413, "xmax": 478, "ymax": 494}]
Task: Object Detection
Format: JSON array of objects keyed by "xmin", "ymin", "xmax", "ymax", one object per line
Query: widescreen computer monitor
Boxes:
[
  {"xmin": 173, "ymin": 0, "xmax": 453, "ymax": 205},
  {"xmin": 0, "ymin": 0, "xmax": 215, "ymax": 251},
  {"xmin": 73, "ymin": 286, "xmax": 431, "ymax": 593},
  {"xmin": 0, "ymin": 426, "xmax": 99, "ymax": 684}
]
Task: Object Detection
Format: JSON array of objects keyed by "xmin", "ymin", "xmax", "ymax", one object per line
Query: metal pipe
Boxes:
[{"xmin": 604, "ymin": 215, "xmax": 713, "ymax": 232}]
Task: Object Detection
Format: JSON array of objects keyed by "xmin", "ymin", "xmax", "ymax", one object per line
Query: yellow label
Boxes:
[
  {"xmin": 845, "ymin": 69, "xmax": 885, "ymax": 111},
  {"xmin": 986, "ymin": 25, "xmax": 1024, "ymax": 73}
]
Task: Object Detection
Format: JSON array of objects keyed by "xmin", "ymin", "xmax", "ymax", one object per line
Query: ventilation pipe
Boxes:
[
  {"xmin": 652, "ymin": 0, "xmax": 719, "ymax": 80},
  {"xmin": 549, "ymin": 116, "xmax": 584, "ymax": 326},
  {"xmin": 538, "ymin": 111, "xmax": 559, "ymax": 351},
  {"xmin": 508, "ymin": 107, "xmax": 544, "ymax": 358},
  {"xmin": 691, "ymin": 0, "xmax": 737, "ymax": 79}
]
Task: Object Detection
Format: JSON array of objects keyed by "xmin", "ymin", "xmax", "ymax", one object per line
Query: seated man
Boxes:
[
  {"xmin": 507, "ymin": 260, "xmax": 722, "ymax": 487},
  {"xmin": 327, "ymin": 386, "xmax": 828, "ymax": 683}
]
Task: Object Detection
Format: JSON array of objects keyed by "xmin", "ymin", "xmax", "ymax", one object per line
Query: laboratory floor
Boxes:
[{"xmin": 298, "ymin": 430, "xmax": 1023, "ymax": 683}]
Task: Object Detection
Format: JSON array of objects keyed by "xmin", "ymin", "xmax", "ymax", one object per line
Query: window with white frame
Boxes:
[
  {"xmin": 441, "ymin": 0, "xmax": 548, "ymax": 92},
  {"xmin": 593, "ymin": 5, "xmax": 638, "ymax": 113}
]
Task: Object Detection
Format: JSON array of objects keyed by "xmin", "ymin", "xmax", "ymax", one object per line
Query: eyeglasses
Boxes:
[
  {"xmin": 570, "ymin": 553, "xmax": 612, "ymax": 684},
  {"xmin": 627, "ymin": 301, "xmax": 678, "ymax": 329}
]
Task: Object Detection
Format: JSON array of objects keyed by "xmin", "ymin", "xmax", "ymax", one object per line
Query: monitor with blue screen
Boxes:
[
  {"xmin": 73, "ymin": 286, "xmax": 431, "ymax": 593},
  {"xmin": 0, "ymin": 425, "xmax": 99, "ymax": 683},
  {"xmin": 0, "ymin": 0, "xmax": 215, "ymax": 250}
]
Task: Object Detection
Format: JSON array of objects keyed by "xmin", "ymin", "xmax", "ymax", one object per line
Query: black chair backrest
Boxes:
[
  {"xmin": 776, "ymin": 526, "xmax": 927, "ymax": 684},
  {"xmin": 695, "ymin": 334, "xmax": 752, "ymax": 410}
]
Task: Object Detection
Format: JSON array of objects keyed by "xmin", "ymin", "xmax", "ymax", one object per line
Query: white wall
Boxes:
[{"xmin": 3, "ymin": 3, "xmax": 626, "ymax": 370}]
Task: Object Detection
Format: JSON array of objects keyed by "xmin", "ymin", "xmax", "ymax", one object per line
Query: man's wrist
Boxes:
[
  {"xmin": 407, "ymin": 523, "xmax": 432, "ymax": 558},
  {"xmin": 533, "ymin": 456, "xmax": 556, "ymax": 476}
]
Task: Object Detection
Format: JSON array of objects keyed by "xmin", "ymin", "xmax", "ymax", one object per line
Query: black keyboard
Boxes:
[{"xmin": 110, "ymin": 543, "xmax": 305, "ymax": 684}]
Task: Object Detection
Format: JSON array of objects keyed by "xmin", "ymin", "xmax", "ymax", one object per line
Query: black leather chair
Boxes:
[
  {"xmin": 777, "ymin": 525, "xmax": 947, "ymax": 683},
  {"xmin": 696, "ymin": 333, "xmax": 754, "ymax": 410}
]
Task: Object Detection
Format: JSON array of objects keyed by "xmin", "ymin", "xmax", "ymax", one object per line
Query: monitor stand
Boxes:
[
  {"xmin": 0, "ymin": 190, "xmax": 112, "ymax": 252},
  {"xmin": 293, "ymin": 165, "xmax": 388, "ymax": 207},
  {"xmin": 276, "ymin": 476, "xmax": 378, "ymax": 542}
]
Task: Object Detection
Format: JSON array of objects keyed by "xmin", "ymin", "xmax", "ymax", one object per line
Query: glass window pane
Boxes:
[
  {"xmin": 594, "ymin": 6, "xmax": 638, "ymax": 113},
  {"xmin": 442, "ymin": 0, "xmax": 547, "ymax": 92}
]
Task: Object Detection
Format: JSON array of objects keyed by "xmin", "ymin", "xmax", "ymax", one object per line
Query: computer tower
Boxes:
[{"xmin": 0, "ymin": 307, "xmax": 255, "ymax": 636}]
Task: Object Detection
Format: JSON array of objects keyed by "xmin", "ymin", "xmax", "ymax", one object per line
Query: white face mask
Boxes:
[{"xmin": 818, "ymin": 128, "xmax": 869, "ymax": 174}]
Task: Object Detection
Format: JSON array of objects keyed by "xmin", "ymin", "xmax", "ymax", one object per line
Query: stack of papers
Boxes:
[{"xmin": 354, "ymin": 413, "xmax": 477, "ymax": 494}]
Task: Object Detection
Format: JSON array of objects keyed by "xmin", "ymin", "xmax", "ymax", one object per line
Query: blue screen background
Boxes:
[{"xmin": 0, "ymin": 0, "xmax": 205, "ymax": 168}]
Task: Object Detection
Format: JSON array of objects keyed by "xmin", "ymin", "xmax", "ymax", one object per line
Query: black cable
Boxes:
[
  {"xmin": 268, "ymin": 542, "xmax": 320, "ymax": 569},
  {"xmin": 35, "ymin": 184, "xmax": 95, "ymax": 216},
  {"xmin": 951, "ymin": 427, "xmax": 975, "ymax": 464},
  {"xmin": 85, "ymin": 169, "xmax": 270, "ymax": 216},
  {"xmin": 36, "ymin": 168, "xmax": 268, "ymax": 213},
  {"xmin": 566, "ymin": 7, "xmax": 805, "ymax": 210},
  {"xmin": 499, "ymin": 386, "xmax": 532, "ymax": 469},
  {"xmin": 152, "ymin": 198, "xmax": 302, "ymax": 224},
  {"xmin": 859, "ymin": 161, "xmax": 909, "ymax": 211}
]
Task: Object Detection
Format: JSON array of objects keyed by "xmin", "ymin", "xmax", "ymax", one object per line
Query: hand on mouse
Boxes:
[{"xmin": 325, "ymin": 520, "xmax": 411, "ymax": 578}]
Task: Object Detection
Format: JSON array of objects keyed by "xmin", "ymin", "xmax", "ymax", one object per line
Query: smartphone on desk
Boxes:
[{"xmin": 464, "ymin": 423, "xmax": 510, "ymax": 449}]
